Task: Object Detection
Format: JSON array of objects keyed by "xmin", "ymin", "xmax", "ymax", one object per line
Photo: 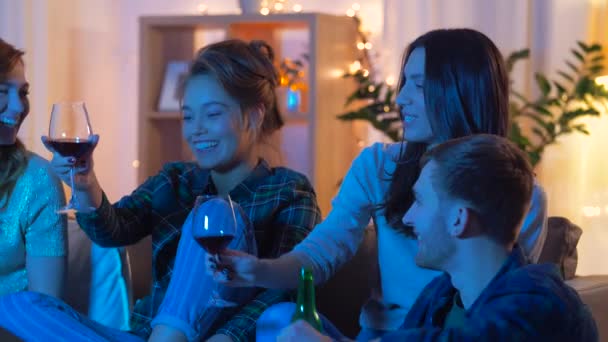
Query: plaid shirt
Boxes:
[
  {"xmin": 76, "ymin": 160, "xmax": 321, "ymax": 341},
  {"xmin": 381, "ymin": 245, "xmax": 598, "ymax": 341}
]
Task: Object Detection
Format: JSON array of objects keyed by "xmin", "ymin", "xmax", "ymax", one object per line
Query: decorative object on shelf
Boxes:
[
  {"xmin": 277, "ymin": 56, "xmax": 307, "ymax": 115},
  {"xmin": 239, "ymin": 0, "xmax": 264, "ymax": 14},
  {"xmin": 335, "ymin": 13, "xmax": 608, "ymax": 166},
  {"xmin": 157, "ymin": 61, "xmax": 189, "ymax": 112}
]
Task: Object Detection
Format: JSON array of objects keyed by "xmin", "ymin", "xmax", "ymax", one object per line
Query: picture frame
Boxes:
[{"xmin": 157, "ymin": 61, "xmax": 190, "ymax": 112}]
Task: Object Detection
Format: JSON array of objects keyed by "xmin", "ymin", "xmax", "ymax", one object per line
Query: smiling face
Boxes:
[
  {"xmin": 0, "ymin": 60, "xmax": 29, "ymax": 146},
  {"xmin": 181, "ymin": 74, "xmax": 256, "ymax": 172},
  {"xmin": 395, "ymin": 47, "xmax": 434, "ymax": 144},
  {"xmin": 401, "ymin": 160, "xmax": 456, "ymax": 271}
]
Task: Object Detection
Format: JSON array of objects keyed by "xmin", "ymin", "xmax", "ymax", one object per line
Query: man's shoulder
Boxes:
[{"xmin": 489, "ymin": 263, "xmax": 590, "ymax": 313}]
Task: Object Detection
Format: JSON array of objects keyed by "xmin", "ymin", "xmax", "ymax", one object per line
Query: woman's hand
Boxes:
[
  {"xmin": 206, "ymin": 249, "xmax": 261, "ymax": 287},
  {"xmin": 41, "ymin": 134, "xmax": 99, "ymax": 191}
]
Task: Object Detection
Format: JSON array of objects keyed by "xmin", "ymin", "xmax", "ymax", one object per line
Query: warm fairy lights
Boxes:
[{"xmin": 197, "ymin": 3, "xmax": 208, "ymax": 14}]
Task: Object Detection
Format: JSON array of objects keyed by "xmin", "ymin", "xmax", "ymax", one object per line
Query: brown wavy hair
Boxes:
[
  {"xmin": 0, "ymin": 38, "xmax": 28, "ymax": 208},
  {"xmin": 182, "ymin": 39, "xmax": 284, "ymax": 140},
  {"xmin": 384, "ymin": 29, "xmax": 510, "ymax": 233}
]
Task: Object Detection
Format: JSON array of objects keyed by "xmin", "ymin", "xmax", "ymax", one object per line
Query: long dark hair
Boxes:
[
  {"xmin": 0, "ymin": 38, "xmax": 28, "ymax": 208},
  {"xmin": 384, "ymin": 28, "xmax": 510, "ymax": 230}
]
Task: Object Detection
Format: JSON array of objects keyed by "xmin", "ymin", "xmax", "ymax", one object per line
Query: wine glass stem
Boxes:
[{"xmin": 69, "ymin": 166, "xmax": 77, "ymax": 207}]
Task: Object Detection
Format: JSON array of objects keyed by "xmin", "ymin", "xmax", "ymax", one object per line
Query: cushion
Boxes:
[{"xmin": 537, "ymin": 216, "xmax": 582, "ymax": 280}]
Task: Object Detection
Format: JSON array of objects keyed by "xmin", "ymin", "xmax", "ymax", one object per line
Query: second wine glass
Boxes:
[
  {"xmin": 47, "ymin": 101, "xmax": 94, "ymax": 214},
  {"xmin": 192, "ymin": 194, "xmax": 238, "ymax": 308}
]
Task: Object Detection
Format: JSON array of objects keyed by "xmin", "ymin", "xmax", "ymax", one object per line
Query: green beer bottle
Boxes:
[{"xmin": 291, "ymin": 267, "xmax": 324, "ymax": 333}]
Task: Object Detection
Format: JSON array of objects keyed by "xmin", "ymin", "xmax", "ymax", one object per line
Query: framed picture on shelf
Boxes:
[{"xmin": 157, "ymin": 61, "xmax": 189, "ymax": 111}]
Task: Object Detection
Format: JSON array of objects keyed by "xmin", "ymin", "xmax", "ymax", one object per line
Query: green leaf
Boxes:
[
  {"xmin": 588, "ymin": 43, "xmax": 602, "ymax": 52},
  {"xmin": 506, "ymin": 49, "xmax": 530, "ymax": 72},
  {"xmin": 552, "ymin": 81, "xmax": 568, "ymax": 96},
  {"xmin": 528, "ymin": 151, "xmax": 541, "ymax": 167},
  {"xmin": 560, "ymin": 108, "xmax": 601, "ymax": 123},
  {"xmin": 532, "ymin": 104, "xmax": 553, "ymax": 116},
  {"xmin": 571, "ymin": 49, "xmax": 585, "ymax": 62},
  {"xmin": 589, "ymin": 65, "xmax": 605, "ymax": 75},
  {"xmin": 565, "ymin": 61, "xmax": 579, "ymax": 73},
  {"xmin": 535, "ymin": 73, "xmax": 551, "ymax": 96},
  {"xmin": 573, "ymin": 124, "xmax": 590, "ymax": 135},
  {"xmin": 544, "ymin": 98, "xmax": 562, "ymax": 107},
  {"xmin": 591, "ymin": 55, "xmax": 605, "ymax": 63},
  {"xmin": 557, "ymin": 71, "xmax": 575, "ymax": 83},
  {"xmin": 577, "ymin": 41, "xmax": 590, "ymax": 52},
  {"xmin": 532, "ymin": 127, "xmax": 548, "ymax": 142},
  {"xmin": 522, "ymin": 111, "xmax": 552, "ymax": 133}
]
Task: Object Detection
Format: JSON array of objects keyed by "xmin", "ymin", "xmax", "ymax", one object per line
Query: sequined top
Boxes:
[{"xmin": 0, "ymin": 152, "xmax": 67, "ymax": 296}]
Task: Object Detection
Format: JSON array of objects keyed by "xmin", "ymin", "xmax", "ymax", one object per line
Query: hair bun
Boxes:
[{"xmin": 249, "ymin": 40, "xmax": 275, "ymax": 63}]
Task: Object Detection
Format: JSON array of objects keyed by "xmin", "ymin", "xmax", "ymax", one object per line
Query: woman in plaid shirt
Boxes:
[{"xmin": 0, "ymin": 39, "xmax": 321, "ymax": 342}]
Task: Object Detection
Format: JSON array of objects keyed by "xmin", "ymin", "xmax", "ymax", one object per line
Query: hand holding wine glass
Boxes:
[
  {"xmin": 192, "ymin": 194, "xmax": 239, "ymax": 307},
  {"xmin": 42, "ymin": 101, "xmax": 98, "ymax": 213}
]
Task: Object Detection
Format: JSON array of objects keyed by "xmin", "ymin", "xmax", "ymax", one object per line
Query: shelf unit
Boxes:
[{"xmin": 138, "ymin": 13, "xmax": 361, "ymax": 215}]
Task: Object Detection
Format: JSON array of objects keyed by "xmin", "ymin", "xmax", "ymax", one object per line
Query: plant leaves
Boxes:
[
  {"xmin": 506, "ymin": 49, "xmax": 530, "ymax": 72},
  {"xmin": 552, "ymin": 81, "xmax": 568, "ymax": 96},
  {"xmin": 588, "ymin": 43, "xmax": 602, "ymax": 52},
  {"xmin": 577, "ymin": 41, "xmax": 590, "ymax": 52},
  {"xmin": 557, "ymin": 71, "xmax": 575, "ymax": 83},
  {"xmin": 577, "ymin": 41, "xmax": 590, "ymax": 53},
  {"xmin": 589, "ymin": 65, "xmax": 605, "ymax": 75},
  {"xmin": 573, "ymin": 124, "xmax": 590, "ymax": 135},
  {"xmin": 535, "ymin": 73, "xmax": 551, "ymax": 96},
  {"xmin": 532, "ymin": 127, "xmax": 548, "ymax": 142},
  {"xmin": 532, "ymin": 104, "xmax": 553, "ymax": 116},
  {"xmin": 565, "ymin": 61, "xmax": 579, "ymax": 73},
  {"xmin": 571, "ymin": 49, "xmax": 585, "ymax": 62}
]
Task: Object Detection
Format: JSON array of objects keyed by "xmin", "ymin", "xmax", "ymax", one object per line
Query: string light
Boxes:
[
  {"xmin": 197, "ymin": 3, "xmax": 208, "ymax": 14},
  {"xmin": 357, "ymin": 42, "xmax": 365, "ymax": 50},
  {"xmin": 362, "ymin": 69, "xmax": 369, "ymax": 77},
  {"xmin": 274, "ymin": 2, "xmax": 284, "ymax": 11},
  {"xmin": 292, "ymin": 4, "xmax": 303, "ymax": 12},
  {"xmin": 364, "ymin": 42, "xmax": 372, "ymax": 50},
  {"xmin": 346, "ymin": 8, "xmax": 356, "ymax": 17},
  {"xmin": 349, "ymin": 61, "xmax": 361, "ymax": 74},
  {"xmin": 582, "ymin": 206, "xmax": 602, "ymax": 217},
  {"xmin": 385, "ymin": 75, "xmax": 396, "ymax": 86},
  {"xmin": 260, "ymin": 7, "xmax": 270, "ymax": 15},
  {"xmin": 367, "ymin": 85, "xmax": 376, "ymax": 92},
  {"xmin": 352, "ymin": 3, "xmax": 361, "ymax": 11}
]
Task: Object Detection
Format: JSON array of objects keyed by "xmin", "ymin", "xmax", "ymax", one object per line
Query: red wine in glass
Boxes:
[
  {"xmin": 192, "ymin": 194, "xmax": 239, "ymax": 307},
  {"xmin": 196, "ymin": 235, "xmax": 235, "ymax": 255},
  {"xmin": 46, "ymin": 138, "xmax": 95, "ymax": 160},
  {"xmin": 46, "ymin": 101, "xmax": 94, "ymax": 214}
]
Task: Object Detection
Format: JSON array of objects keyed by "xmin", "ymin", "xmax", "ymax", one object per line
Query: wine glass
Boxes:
[
  {"xmin": 192, "ymin": 194, "xmax": 238, "ymax": 307},
  {"xmin": 47, "ymin": 101, "xmax": 94, "ymax": 214}
]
